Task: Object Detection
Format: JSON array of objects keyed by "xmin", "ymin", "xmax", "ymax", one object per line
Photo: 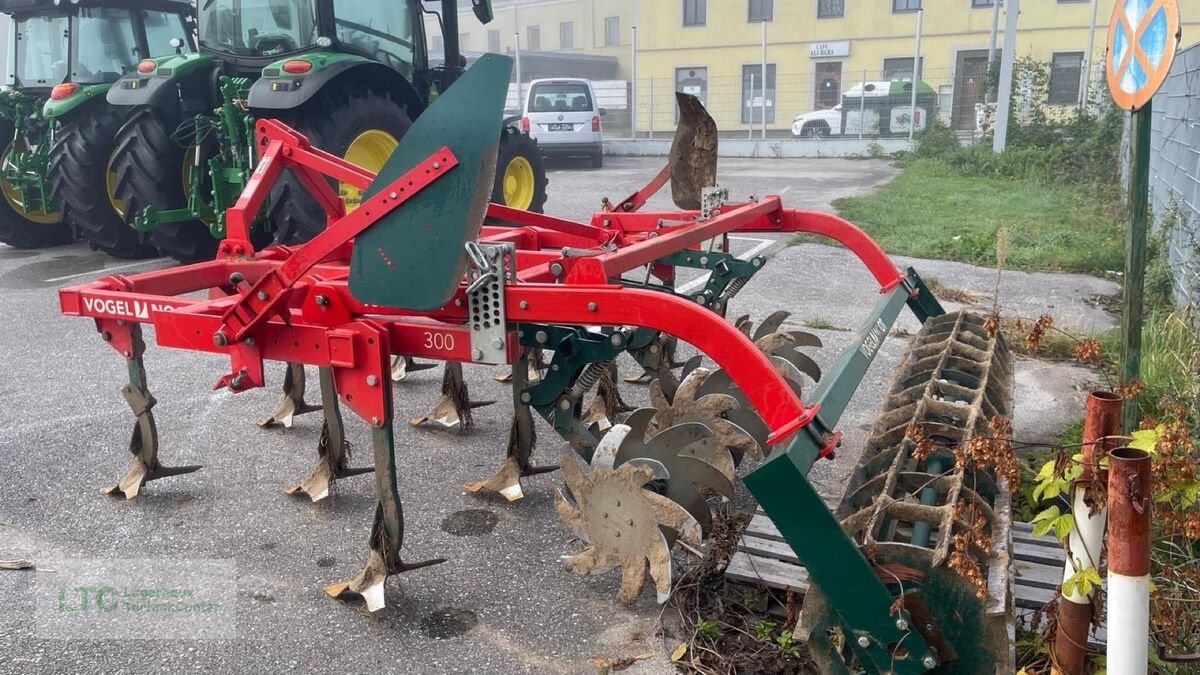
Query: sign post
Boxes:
[{"xmin": 1105, "ymin": 0, "xmax": 1180, "ymax": 432}]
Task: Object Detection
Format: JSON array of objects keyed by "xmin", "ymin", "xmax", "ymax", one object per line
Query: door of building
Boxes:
[
  {"xmin": 814, "ymin": 62, "xmax": 842, "ymax": 110},
  {"xmin": 953, "ymin": 50, "xmax": 990, "ymax": 131}
]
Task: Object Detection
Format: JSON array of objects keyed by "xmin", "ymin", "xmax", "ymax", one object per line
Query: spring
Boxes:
[
  {"xmin": 568, "ymin": 360, "xmax": 613, "ymax": 402},
  {"xmin": 719, "ymin": 276, "xmax": 750, "ymax": 303}
]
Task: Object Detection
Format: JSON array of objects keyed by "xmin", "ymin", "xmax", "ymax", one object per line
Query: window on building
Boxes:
[
  {"xmin": 683, "ymin": 0, "xmax": 706, "ymax": 26},
  {"xmin": 882, "ymin": 57, "xmax": 924, "ymax": 80},
  {"xmin": 487, "ymin": 29, "xmax": 500, "ymax": 53},
  {"xmin": 748, "ymin": 0, "xmax": 773, "ymax": 22},
  {"xmin": 971, "ymin": 0, "xmax": 994, "ymax": 6},
  {"xmin": 604, "ymin": 16, "xmax": 620, "ymax": 46},
  {"xmin": 559, "ymin": 21, "xmax": 574, "ymax": 49},
  {"xmin": 675, "ymin": 67, "xmax": 708, "ymax": 107},
  {"xmin": 814, "ymin": 62, "xmax": 843, "ymax": 109},
  {"xmin": 741, "ymin": 64, "xmax": 776, "ymax": 124},
  {"xmin": 527, "ymin": 25, "xmax": 540, "ymax": 50},
  {"xmin": 892, "ymin": 0, "xmax": 921, "ymax": 11},
  {"xmin": 818, "ymin": 0, "xmax": 845, "ymax": 17},
  {"xmin": 1048, "ymin": 52, "xmax": 1083, "ymax": 104},
  {"xmin": 458, "ymin": 33, "xmax": 470, "ymax": 50}
]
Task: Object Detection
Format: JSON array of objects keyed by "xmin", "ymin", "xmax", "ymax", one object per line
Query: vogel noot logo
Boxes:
[
  {"xmin": 80, "ymin": 297, "xmax": 175, "ymax": 320},
  {"xmin": 56, "ymin": 585, "xmax": 220, "ymax": 614}
]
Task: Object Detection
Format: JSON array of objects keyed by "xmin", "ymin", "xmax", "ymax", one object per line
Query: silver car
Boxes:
[{"xmin": 521, "ymin": 78, "xmax": 605, "ymax": 168}]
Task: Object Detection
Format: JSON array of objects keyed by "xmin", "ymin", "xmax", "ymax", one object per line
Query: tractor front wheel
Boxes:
[
  {"xmin": 0, "ymin": 121, "xmax": 72, "ymax": 250},
  {"xmin": 493, "ymin": 128, "xmax": 547, "ymax": 213},
  {"xmin": 267, "ymin": 89, "xmax": 412, "ymax": 244},
  {"xmin": 49, "ymin": 105, "xmax": 156, "ymax": 259},
  {"xmin": 111, "ymin": 106, "xmax": 218, "ymax": 263}
]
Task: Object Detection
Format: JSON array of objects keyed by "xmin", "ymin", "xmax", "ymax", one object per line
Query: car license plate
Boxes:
[{"xmin": 548, "ymin": 123, "xmax": 573, "ymax": 131}]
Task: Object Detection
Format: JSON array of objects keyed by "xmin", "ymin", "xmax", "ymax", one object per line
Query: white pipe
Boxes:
[
  {"xmin": 748, "ymin": 73, "xmax": 755, "ymax": 139},
  {"xmin": 514, "ymin": 3, "xmax": 522, "ymax": 104},
  {"xmin": 1107, "ymin": 573, "xmax": 1151, "ymax": 674},
  {"xmin": 1080, "ymin": 0, "xmax": 1100, "ymax": 109},
  {"xmin": 909, "ymin": 9, "xmax": 923, "ymax": 140},
  {"xmin": 1061, "ymin": 490, "xmax": 1106, "ymax": 602},
  {"xmin": 992, "ymin": 0, "xmax": 1019, "ymax": 153},
  {"xmin": 760, "ymin": 19, "xmax": 768, "ymax": 141},
  {"xmin": 631, "ymin": 0, "xmax": 638, "ymax": 137}
]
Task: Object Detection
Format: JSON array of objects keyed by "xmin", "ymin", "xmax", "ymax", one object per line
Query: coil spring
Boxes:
[
  {"xmin": 719, "ymin": 276, "xmax": 750, "ymax": 303},
  {"xmin": 568, "ymin": 360, "xmax": 613, "ymax": 402}
]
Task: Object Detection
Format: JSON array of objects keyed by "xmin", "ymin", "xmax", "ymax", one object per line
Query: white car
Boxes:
[
  {"xmin": 521, "ymin": 78, "xmax": 606, "ymax": 168},
  {"xmin": 791, "ymin": 104, "xmax": 843, "ymax": 138}
]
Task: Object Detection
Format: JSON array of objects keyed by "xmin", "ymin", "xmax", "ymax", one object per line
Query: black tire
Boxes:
[
  {"xmin": 0, "ymin": 120, "xmax": 73, "ymax": 249},
  {"xmin": 492, "ymin": 127, "xmax": 548, "ymax": 213},
  {"xmin": 111, "ymin": 106, "xmax": 218, "ymax": 263},
  {"xmin": 802, "ymin": 122, "xmax": 831, "ymax": 139},
  {"xmin": 590, "ymin": 150, "xmax": 604, "ymax": 169},
  {"xmin": 48, "ymin": 104, "xmax": 156, "ymax": 259},
  {"xmin": 267, "ymin": 88, "xmax": 412, "ymax": 245}
]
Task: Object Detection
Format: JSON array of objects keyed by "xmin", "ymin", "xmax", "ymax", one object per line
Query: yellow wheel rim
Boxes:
[
  {"xmin": 0, "ymin": 142, "xmax": 61, "ymax": 224},
  {"xmin": 106, "ymin": 150, "xmax": 124, "ymax": 217},
  {"xmin": 502, "ymin": 155, "xmax": 535, "ymax": 210},
  {"xmin": 341, "ymin": 129, "xmax": 399, "ymax": 212}
]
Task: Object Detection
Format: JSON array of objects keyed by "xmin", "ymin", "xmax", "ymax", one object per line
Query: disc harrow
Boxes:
[{"xmin": 58, "ymin": 55, "xmax": 1016, "ymax": 674}]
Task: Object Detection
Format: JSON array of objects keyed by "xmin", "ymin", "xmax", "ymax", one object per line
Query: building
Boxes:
[{"xmin": 429, "ymin": 0, "xmax": 1200, "ymax": 136}]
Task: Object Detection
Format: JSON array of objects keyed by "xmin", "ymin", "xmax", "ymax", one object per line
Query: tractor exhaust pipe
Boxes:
[{"xmin": 442, "ymin": 0, "xmax": 464, "ymax": 81}]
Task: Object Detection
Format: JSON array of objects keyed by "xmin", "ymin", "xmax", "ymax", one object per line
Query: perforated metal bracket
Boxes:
[
  {"xmin": 465, "ymin": 242, "xmax": 515, "ymax": 365},
  {"xmin": 700, "ymin": 186, "xmax": 729, "ymax": 221}
]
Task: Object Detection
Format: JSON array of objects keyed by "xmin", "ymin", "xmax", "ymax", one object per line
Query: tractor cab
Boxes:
[{"xmin": 3, "ymin": 0, "xmax": 194, "ymax": 93}]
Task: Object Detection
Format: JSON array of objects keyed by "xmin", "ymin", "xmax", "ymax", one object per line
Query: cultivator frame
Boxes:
[{"xmin": 59, "ymin": 59, "xmax": 1012, "ymax": 673}]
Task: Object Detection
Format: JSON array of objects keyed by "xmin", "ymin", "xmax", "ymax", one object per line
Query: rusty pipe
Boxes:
[
  {"xmin": 1106, "ymin": 447, "xmax": 1152, "ymax": 675},
  {"xmin": 1054, "ymin": 391, "xmax": 1123, "ymax": 675}
]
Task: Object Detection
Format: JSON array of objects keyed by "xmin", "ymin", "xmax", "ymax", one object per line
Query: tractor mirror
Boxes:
[{"xmin": 472, "ymin": 0, "xmax": 495, "ymax": 24}]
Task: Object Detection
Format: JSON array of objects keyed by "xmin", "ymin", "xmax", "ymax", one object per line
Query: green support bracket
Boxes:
[{"xmin": 656, "ymin": 249, "xmax": 766, "ymax": 308}]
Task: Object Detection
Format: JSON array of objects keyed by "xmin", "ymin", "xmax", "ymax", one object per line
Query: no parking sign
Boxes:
[{"xmin": 1106, "ymin": 0, "xmax": 1181, "ymax": 111}]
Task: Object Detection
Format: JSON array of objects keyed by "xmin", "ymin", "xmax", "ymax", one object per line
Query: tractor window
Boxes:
[
  {"xmin": 200, "ymin": 0, "xmax": 318, "ymax": 58},
  {"xmin": 11, "ymin": 15, "xmax": 69, "ymax": 87},
  {"xmin": 142, "ymin": 10, "xmax": 191, "ymax": 58},
  {"xmin": 332, "ymin": 0, "xmax": 416, "ymax": 78},
  {"xmin": 72, "ymin": 8, "xmax": 139, "ymax": 84}
]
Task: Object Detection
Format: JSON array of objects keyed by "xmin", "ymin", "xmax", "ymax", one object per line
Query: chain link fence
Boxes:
[{"xmin": 1148, "ymin": 42, "xmax": 1200, "ymax": 305}]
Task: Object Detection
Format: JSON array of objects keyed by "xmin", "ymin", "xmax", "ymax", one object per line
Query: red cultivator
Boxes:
[{"xmin": 60, "ymin": 56, "xmax": 1016, "ymax": 674}]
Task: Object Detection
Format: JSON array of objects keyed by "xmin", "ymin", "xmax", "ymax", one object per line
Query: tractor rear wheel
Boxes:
[
  {"xmin": 0, "ymin": 120, "xmax": 72, "ymax": 250},
  {"xmin": 49, "ymin": 105, "xmax": 156, "ymax": 259},
  {"xmin": 493, "ymin": 128, "xmax": 547, "ymax": 213},
  {"xmin": 111, "ymin": 106, "xmax": 218, "ymax": 263},
  {"xmin": 267, "ymin": 88, "xmax": 412, "ymax": 245}
]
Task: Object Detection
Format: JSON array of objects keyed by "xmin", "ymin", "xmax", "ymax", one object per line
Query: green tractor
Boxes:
[
  {"xmin": 0, "ymin": 0, "xmax": 193, "ymax": 256},
  {"xmin": 108, "ymin": 0, "xmax": 548, "ymax": 262}
]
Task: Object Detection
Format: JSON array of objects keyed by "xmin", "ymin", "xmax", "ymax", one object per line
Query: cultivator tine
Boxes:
[
  {"xmin": 555, "ymin": 442, "xmax": 700, "ymax": 605},
  {"xmin": 494, "ymin": 348, "xmax": 544, "ymax": 383},
  {"xmin": 284, "ymin": 368, "xmax": 372, "ymax": 502},
  {"xmin": 408, "ymin": 362, "xmax": 495, "ymax": 431},
  {"xmin": 582, "ymin": 362, "xmax": 634, "ymax": 430},
  {"xmin": 389, "ymin": 356, "xmax": 437, "ymax": 383},
  {"xmin": 325, "ymin": 422, "xmax": 446, "ymax": 612},
  {"xmin": 257, "ymin": 363, "xmax": 321, "ymax": 429},
  {"xmin": 103, "ymin": 325, "xmax": 200, "ymax": 500},
  {"xmin": 624, "ymin": 334, "xmax": 684, "ymax": 385},
  {"xmin": 669, "ymin": 93, "xmax": 718, "ymax": 211},
  {"xmin": 466, "ymin": 350, "xmax": 558, "ymax": 501}
]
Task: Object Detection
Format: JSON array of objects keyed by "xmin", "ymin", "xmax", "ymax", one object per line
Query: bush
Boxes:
[{"xmin": 912, "ymin": 119, "xmax": 960, "ymax": 159}]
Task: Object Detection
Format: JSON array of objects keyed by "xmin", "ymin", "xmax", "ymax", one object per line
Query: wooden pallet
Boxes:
[{"xmin": 726, "ymin": 509, "xmax": 1062, "ymax": 612}]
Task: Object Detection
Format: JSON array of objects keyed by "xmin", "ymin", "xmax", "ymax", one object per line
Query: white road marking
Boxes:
[
  {"xmin": 676, "ymin": 236, "xmax": 778, "ymax": 295},
  {"xmin": 45, "ymin": 259, "xmax": 167, "ymax": 284}
]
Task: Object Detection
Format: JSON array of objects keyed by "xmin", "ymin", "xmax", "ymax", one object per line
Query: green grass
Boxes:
[{"xmin": 832, "ymin": 159, "xmax": 1124, "ymax": 275}]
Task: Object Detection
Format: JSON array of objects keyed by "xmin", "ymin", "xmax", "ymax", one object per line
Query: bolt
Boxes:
[
  {"xmin": 922, "ymin": 656, "xmax": 938, "ymax": 669},
  {"xmin": 455, "ymin": 298, "xmax": 464, "ymax": 307},
  {"xmin": 122, "ymin": 351, "xmax": 132, "ymax": 358},
  {"xmin": 229, "ymin": 272, "xmax": 245, "ymax": 285},
  {"xmin": 371, "ymin": 416, "xmax": 380, "ymax": 426},
  {"xmin": 535, "ymin": 331, "xmax": 548, "ymax": 344},
  {"xmin": 116, "ymin": 320, "xmax": 126, "ymax": 327},
  {"xmin": 315, "ymin": 294, "xmax": 329, "ymax": 306},
  {"xmin": 647, "ymin": 231, "xmax": 659, "ymax": 238},
  {"xmin": 602, "ymin": 218, "xmax": 611, "ymax": 228},
  {"xmin": 432, "ymin": 161, "xmax": 441, "ymax": 170},
  {"xmin": 213, "ymin": 332, "xmax": 228, "ymax": 347},
  {"xmin": 100, "ymin": 331, "xmax": 112, "ymax": 342},
  {"xmin": 610, "ymin": 333, "xmax": 624, "ymax": 347},
  {"xmin": 366, "ymin": 375, "xmax": 378, "ymax": 387},
  {"xmin": 520, "ymin": 392, "xmax": 532, "ymax": 403},
  {"xmin": 649, "ymin": 345, "xmax": 659, "ymax": 354},
  {"xmin": 491, "ymin": 338, "xmax": 504, "ymax": 349},
  {"xmin": 559, "ymin": 399, "xmax": 571, "ymax": 410},
  {"xmin": 389, "ymin": 191, "xmax": 398, "ymax": 199},
  {"xmin": 257, "ymin": 290, "xmax": 269, "ymax": 301},
  {"xmin": 895, "ymin": 619, "xmax": 908, "ymax": 632},
  {"xmin": 694, "ymin": 295, "xmax": 707, "ymax": 305},
  {"xmin": 856, "ymin": 636, "xmax": 871, "ymax": 648},
  {"xmin": 551, "ymin": 364, "xmax": 560, "ymax": 372},
  {"xmin": 519, "ymin": 300, "xmax": 529, "ymax": 310},
  {"xmin": 472, "ymin": 349, "xmax": 484, "ymax": 360},
  {"xmin": 244, "ymin": 337, "xmax": 255, "ymax": 346},
  {"xmin": 587, "ymin": 302, "xmax": 597, "ymax": 312},
  {"xmin": 550, "ymin": 263, "xmax": 564, "ymax": 277},
  {"xmin": 700, "ymin": 256, "xmax": 709, "ymax": 266},
  {"xmin": 752, "ymin": 257, "xmax": 764, "ymax": 268}
]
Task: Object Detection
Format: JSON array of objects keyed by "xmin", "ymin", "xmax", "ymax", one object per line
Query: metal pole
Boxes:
[
  {"xmin": 514, "ymin": 3, "xmax": 522, "ymax": 105},
  {"xmin": 1106, "ymin": 447, "xmax": 1152, "ymax": 675},
  {"xmin": 992, "ymin": 0, "xmax": 1019, "ymax": 153},
  {"xmin": 648, "ymin": 76, "xmax": 653, "ymax": 138},
  {"xmin": 909, "ymin": 9, "xmax": 923, "ymax": 140},
  {"xmin": 1054, "ymin": 390, "xmax": 1122, "ymax": 675},
  {"xmin": 748, "ymin": 73, "xmax": 756, "ymax": 140},
  {"xmin": 631, "ymin": 0, "xmax": 638, "ymax": 138},
  {"xmin": 1122, "ymin": 102, "xmax": 1152, "ymax": 432},
  {"xmin": 760, "ymin": 19, "xmax": 768, "ymax": 141},
  {"xmin": 858, "ymin": 69, "xmax": 866, "ymax": 141},
  {"xmin": 1080, "ymin": 0, "xmax": 1100, "ymax": 109},
  {"xmin": 988, "ymin": 0, "xmax": 1001, "ymax": 66}
]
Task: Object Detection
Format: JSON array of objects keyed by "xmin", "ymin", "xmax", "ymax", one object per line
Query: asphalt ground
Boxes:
[{"xmin": 0, "ymin": 156, "xmax": 1112, "ymax": 673}]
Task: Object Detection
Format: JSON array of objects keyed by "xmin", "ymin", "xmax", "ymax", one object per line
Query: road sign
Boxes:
[{"xmin": 1106, "ymin": 0, "xmax": 1181, "ymax": 111}]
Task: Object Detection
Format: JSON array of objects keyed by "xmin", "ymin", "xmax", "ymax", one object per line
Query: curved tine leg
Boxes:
[
  {"xmin": 285, "ymin": 368, "xmax": 372, "ymax": 502},
  {"xmin": 257, "ymin": 363, "xmax": 321, "ymax": 429},
  {"xmin": 409, "ymin": 362, "xmax": 496, "ymax": 432},
  {"xmin": 325, "ymin": 423, "xmax": 445, "ymax": 611},
  {"xmin": 583, "ymin": 362, "xmax": 634, "ymax": 430},
  {"xmin": 391, "ymin": 356, "xmax": 437, "ymax": 383},
  {"xmin": 104, "ymin": 326, "xmax": 200, "ymax": 500},
  {"xmin": 466, "ymin": 350, "xmax": 558, "ymax": 501}
]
